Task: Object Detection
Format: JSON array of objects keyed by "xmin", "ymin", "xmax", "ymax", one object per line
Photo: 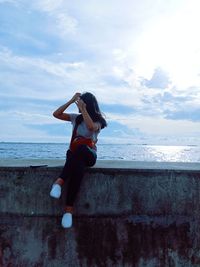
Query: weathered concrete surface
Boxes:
[{"xmin": 0, "ymin": 161, "xmax": 200, "ymax": 266}]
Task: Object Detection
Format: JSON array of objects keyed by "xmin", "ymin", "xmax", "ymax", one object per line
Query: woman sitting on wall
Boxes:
[{"xmin": 50, "ymin": 92, "xmax": 107, "ymax": 228}]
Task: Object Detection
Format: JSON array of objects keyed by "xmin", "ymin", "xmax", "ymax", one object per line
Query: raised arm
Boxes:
[
  {"xmin": 53, "ymin": 92, "xmax": 81, "ymax": 121},
  {"xmin": 75, "ymin": 99, "xmax": 100, "ymax": 131}
]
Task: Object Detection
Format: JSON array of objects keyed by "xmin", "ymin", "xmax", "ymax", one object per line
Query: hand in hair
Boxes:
[
  {"xmin": 75, "ymin": 99, "xmax": 86, "ymax": 112},
  {"xmin": 70, "ymin": 92, "xmax": 81, "ymax": 103}
]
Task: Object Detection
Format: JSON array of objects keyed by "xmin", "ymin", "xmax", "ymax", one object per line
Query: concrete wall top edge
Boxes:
[{"xmin": 0, "ymin": 159, "xmax": 199, "ymax": 172}]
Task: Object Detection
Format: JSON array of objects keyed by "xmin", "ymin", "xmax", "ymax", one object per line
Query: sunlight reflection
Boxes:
[{"xmin": 147, "ymin": 145, "xmax": 189, "ymax": 162}]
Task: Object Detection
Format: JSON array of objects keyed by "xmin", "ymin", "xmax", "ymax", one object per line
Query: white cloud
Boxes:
[
  {"xmin": 31, "ymin": 0, "xmax": 78, "ymax": 36},
  {"xmin": 106, "ymin": 111, "xmax": 200, "ymax": 136},
  {"xmin": 0, "ymin": 46, "xmax": 143, "ymax": 106},
  {"xmin": 0, "ymin": 47, "xmax": 84, "ymax": 75},
  {"xmin": 12, "ymin": 111, "xmax": 53, "ymax": 124},
  {"xmin": 0, "ymin": 47, "xmax": 87, "ymax": 100},
  {"xmin": 0, "ymin": 110, "xmax": 73, "ymax": 142},
  {"xmin": 0, "ymin": 111, "xmax": 52, "ymax": 142},
  {"xmin": 142, "ymin": 67, "xmax": 171, "ymax": 89},
  {"xmin": 55, "ymin": 13, "xmax": 78, "ymax": 35},
  {"xmin": 33, "ymin": 0, "xmax": 65, "ymax": 12}
]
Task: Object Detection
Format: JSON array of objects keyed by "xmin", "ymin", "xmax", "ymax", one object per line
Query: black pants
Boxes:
[{"xmin": 59, "ymin": 144, "xmax": 97, "ymax": 206}]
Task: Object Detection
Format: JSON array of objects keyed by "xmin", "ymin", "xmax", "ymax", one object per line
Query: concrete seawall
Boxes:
[{"xmin": 0, "ymin": 160, "xmax": 200, "ymax": 267}]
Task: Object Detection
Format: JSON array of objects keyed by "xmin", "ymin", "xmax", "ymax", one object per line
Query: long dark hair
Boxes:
[{"xmin": 76, "ymin": 92, "xmax": 107, "ymax": 129}]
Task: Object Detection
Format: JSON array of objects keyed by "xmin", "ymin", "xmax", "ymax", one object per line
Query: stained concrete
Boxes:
[{"xmin": 0, "ymin": 161, "xmax": 200, "ymax": 266}]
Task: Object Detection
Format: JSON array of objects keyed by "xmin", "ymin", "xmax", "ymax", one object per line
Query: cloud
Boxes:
[
  {"xmin": 99, "ymin": 120, "xmax": 146, "ymax": 144},
  {"xmin": 33, "ymin": 0, "xmax": 64, "ymax": 12},
  {"xmin": 0, "ymin": 46, "xmax": 143, "ymax": 107},
  {"xmin": 100, "ymin": 103, "xmax": 135, "ymax": 114},
  {"xmin": 142, "ymin": 67, "xmax": 171, "ymax": 89},
  {"xmin": 0, "ymin": 0, "xmax": 200, "ymax": 144},
  {"xmin": 105, "ymin": 110, "xmax": 200, "ymax": 137},
  {"xmin": 101, "ymin": 75, "xmax": 129, "ymax": 87},
  {"xmin": 138, "ymin": 89, "xmax": 199, "ymax": 121},
  {"xmin": 155, "ymin": 91, "xmax": 199, "ymax": 122},
  {"xmin": 24, "ymin": 123, "xmax": 72, "ymax": 137},
  {"xmin": 164, "ymin": 108, "xmax": 200, "ymax": 122},
  {"xmin": 0, "ymin": 47, "xmax": 87, "ymax": 100},
  {"xmin": 30, "ymin": 0, "xmax": 78, "ymax": 37}
]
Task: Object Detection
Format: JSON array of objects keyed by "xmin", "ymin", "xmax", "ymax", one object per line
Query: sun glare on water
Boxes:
[{"xmin": 148, "ymin": 145, "xmax": 191, "ymax": 162}]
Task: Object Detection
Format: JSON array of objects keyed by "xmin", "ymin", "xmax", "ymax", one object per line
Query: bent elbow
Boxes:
[{"xmin": 53, "ymin": 112, "xmax": 58, "ymax": 118}]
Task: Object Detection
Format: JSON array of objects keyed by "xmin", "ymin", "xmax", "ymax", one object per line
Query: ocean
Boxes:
[{"xmin": 0, "ymin": 142, "xmax": 199, "ymax": 162}]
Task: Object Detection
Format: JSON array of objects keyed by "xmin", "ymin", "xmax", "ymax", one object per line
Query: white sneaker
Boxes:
[
  {"xmin": 50, "ymin": 184, "xmax": 61, "ymax": 199},
  {"xmin": 61, "ymin": 213, "xmax": 73, "ymax": 228}
]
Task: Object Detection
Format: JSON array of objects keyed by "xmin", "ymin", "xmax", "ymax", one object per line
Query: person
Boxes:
[{"xmin": 50, "ymin": 92, "xmax": 107, "ymax": 228}]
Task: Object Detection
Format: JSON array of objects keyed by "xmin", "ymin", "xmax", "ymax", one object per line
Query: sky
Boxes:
[{"xmin": 0, "ymin": 0, "xmax": 200, "ymax": 145}]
